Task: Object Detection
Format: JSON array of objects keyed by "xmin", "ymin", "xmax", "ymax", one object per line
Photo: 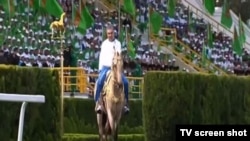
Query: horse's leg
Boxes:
[
  {"xmin": 114, "ymin": 104, "xmax": 123, "ymax": 141},
  {"xmin": 51, "ymin": 29, "xmax": 54, "ymax": 38},
  {"xmin": 113, "ymin": 113, "xmax": 121, "ymax": 141},
  {"xmin": 62, "ymin": 28, "xmax": 65, "ymax": 37},
  {"xmin": 59, "ymin": 29, "xmax": 62, "ymax": 37},
  {"xmin": 104, "ymin": 118, "xmax": 108, "ymax": 141},
  {"xmin": 106, "ymin": 107, "xmax": 115, "ymax": 141},
  {"xmin": 105, "ymin": 134, "xmax": 108, "ymax": 141},
  {"xmin": 114, "ymin": 127, "xmax": 118, "ymax": 141},
  {"xmin": 97, "ymin": 113, "xmax": 104, "ymax": 141}
]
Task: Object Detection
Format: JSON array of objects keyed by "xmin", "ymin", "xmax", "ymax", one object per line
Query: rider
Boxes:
[{"xmin": 95, "ymin": 24, "xmax": 130, "ymax": 114}]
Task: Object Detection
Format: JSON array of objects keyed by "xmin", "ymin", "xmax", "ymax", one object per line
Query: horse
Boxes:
[
  {"xmin": 49, "ymin": 12, "xmax": 66, "ymax": 38},
  {"xmin": 95, "ymin": 51, "xmax": 125, "ymax": 141}
]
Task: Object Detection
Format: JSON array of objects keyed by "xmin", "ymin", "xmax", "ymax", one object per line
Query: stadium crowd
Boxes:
[
  {"xmin": 144, "ymin": 0, "xmax": 250, "ymax": 75},
  {"xmin": 0, "ymin": 0, "xmax": 249, "ymax": 75},
  {"xmin": 0, "ymin": 0, "xmax": 180, "ymax": 77}
]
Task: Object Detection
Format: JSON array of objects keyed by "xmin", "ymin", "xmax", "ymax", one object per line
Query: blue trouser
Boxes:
[{"xmin": 95, "ymin": 66, "xmax": 129, "ymax": 103}]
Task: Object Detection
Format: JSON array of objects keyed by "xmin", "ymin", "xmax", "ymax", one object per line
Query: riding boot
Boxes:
[
  {"xmin": 95, "ymin": 101, "xmax": 102, "ymax": 114},
  {"xmin": 123, "ymin": 102, "xmax": 130, "ymax": 115}
]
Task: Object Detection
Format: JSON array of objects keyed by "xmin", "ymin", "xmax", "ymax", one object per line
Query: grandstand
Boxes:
[
  {"xmin": 0, "ymin": 0, "xmax": 181, "ymax": 73},
  {"xmin": 0, "ymin": 0, "xmax": 249, "ymax": 94},
  {"xmin": 134, "ymin": 0, "xmax": 249, "ymax": 75}
]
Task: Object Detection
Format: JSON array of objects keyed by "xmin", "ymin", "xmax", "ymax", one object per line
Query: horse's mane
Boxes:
[{"xmin": 111, "ymin": 52, "xmax": 123, "ymax": 78}]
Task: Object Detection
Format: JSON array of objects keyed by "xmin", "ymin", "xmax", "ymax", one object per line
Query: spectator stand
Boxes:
[
  {"xmin": 0, "ymin": 1, "xmax": 183, "ymax": 98},
  {"xmin": 139, "ymin": 0, "xmax": 250, "ymax": 75},
  {"xmin": 152, "ymin": 27, "xmax": 227, "ymax": 74}
]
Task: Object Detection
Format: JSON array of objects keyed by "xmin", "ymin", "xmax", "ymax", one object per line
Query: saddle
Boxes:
[{"xmin": 95, "ymin": 70, "xmax": 124, "ymax": 113}]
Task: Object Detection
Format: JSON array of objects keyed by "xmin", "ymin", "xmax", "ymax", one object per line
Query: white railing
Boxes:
[{"xmin": 0, "ymin": 93, "xmax": 45, "ymax": 141}]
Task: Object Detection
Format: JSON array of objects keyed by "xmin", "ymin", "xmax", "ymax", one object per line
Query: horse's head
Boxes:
[
  {"xmin": 60, "ymin": 12, "xmax": 66, "ymax": 20},
  {"xmin": 62, "ymin": 12, "xmax": 66, "ymax": 17},
  {"xmin": 112, "ymin": 52, "xmax": 123, "ymax": 66},
  {"xmin": 112, "ymin": 52, "xmax": 123, "ymax": 84}
]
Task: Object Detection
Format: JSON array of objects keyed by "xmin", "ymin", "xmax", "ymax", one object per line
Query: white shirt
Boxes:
[{"xmin": 98, "ymin": 39, "xmax": 122, "ymax": 70}]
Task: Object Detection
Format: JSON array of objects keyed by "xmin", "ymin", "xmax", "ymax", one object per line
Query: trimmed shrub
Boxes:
[
  {"xmin": 64, "ymin": 99, "xmax": 143, "ymax": 134},
  {"xmin": 63, "ymin": 134, "xmax": 144, "ymax": 141},
  {"xmin": 0, "ymin": 65, "xmax": 61, "ymax": 141},
  {"xmin": 143, "ymin": 72, "xmax": 250, "ymax": 141}
]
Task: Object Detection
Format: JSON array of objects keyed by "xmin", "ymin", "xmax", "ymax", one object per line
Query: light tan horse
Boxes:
[
  {"xmin": 49, "ymin": 12, "xmax": 66, "ymax": 38},
  {"xmin": 95, "ymin": 51, "xmax": 125, "ymax": 141}
]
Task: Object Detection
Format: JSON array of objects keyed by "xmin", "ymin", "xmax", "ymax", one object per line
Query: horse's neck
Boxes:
[
  {"xmin": 59, "ymin": 19, "xmax": 63, "ymax": 23},
  {"xmin": 59, "ymin": 16, "xmax": 64, "ymax": 23},
  {"xmin": 112, "ymin": 68, "xmax": 123, "ymax": 85}
]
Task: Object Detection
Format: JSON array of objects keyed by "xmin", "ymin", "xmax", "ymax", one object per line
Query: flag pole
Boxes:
[
  {"xmin": 79, "ymin": 0, "xmax": 82, "ymax": 12},
  {"xmin": 125, "ymin": 26, "xmax": 128, "ymax": 52},
  {"xmin": 148, "ymin": 4, "xmax": 151, "ymax": 44},
  {"xmin": 28, "ymin": 0, "xmax": 30, "ymax": 31},
  {"xmin": 71, "ymin": 0, "xmax": 74, "ymax": 37},
  {"xmin": 72, "ymin": 0, "xmax": 75, "ymax": 26},
  {"xmin": 8, "ymin": 0, "xmax": 10, "ymax": 23},
  {"xmin": 118, "ymin": 0, "xmax": 121, "ymax": 35}
]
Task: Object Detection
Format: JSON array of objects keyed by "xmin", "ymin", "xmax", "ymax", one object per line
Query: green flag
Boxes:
[
  {"xmin": 119, "ymin": 27, "xmax": 125, "ymax": 42},
  {"xmin": 239, "ymin": 15, "xmax": 246, "ymax": 44},
  {"xmin": 188, "ymin": 6, "xmax": 194, "ymax": 32},
  {"xmin": 233, "ymin": 26, "xmax": 242, "ymax": 56},
  {"xmin": 76, "ymin": 27, "xmax": 86, "ymax": 35},
  {"xmin": 81, "ymin": 5, "xmax": 94, "ymax": 29},
  {"xmin": 29, "ymin": 0, "xmax": 42, "ymax": 10},
  {"xmin": 18, "ymin": 1, "xmax": 25, "ymax": 13},
  {"xmin": 73, "ymin": 5, "xmax": 81, "ymax": 26},
  {"xmin": 220, "ymin": 0, "xmax": 232, "ymax": 29},
  {"xmin": 44, "ymin": 0, "xmax": 63, "ymax": 18},
  {"xmin": 150, "ymin": 10, "xmax": 163, "ymax": 34},
  {"xmin": 207, "ymin": 24, "xmax": 213, "ymax": 48},
  {"xmin": 0, "ymin": 0, "xmax": 15, "ymax": 17},
  {"xmin": 168, "ymin": 0, "xmax": 176, "ymax": 17},
  {"xmin": 77, "ymin": 5, "xmax": 94, "ymax": 34},
  {"xmin": 123, "ymin": 0, "xmax": 136, "ymax": 17},
  {"xmin": 127, "ymin": 40, "xmax": 136, "ymax": 59},
  {"xmin": 204, "ymin": 0, "xmax": 215, "ymax": 15},
  {"xmin": 29, "ymin": 0, "xmax": 47, "ymax": 14}
]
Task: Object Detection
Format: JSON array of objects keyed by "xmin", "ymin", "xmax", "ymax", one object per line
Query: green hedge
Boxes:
[
  {"xmin": 63, "ymin": 134, "xmax": 144, "ymax": 141},
  {"xmin": 64, "ymin": 99, "xmax": 143, "ymax": 134},
  {"xmin": 0, "ymin": 65, "xmax": 61, "ymax": 141},
  {"xmin": 143, "ymin": 72, "xmax": 250, "ymax": 141}
]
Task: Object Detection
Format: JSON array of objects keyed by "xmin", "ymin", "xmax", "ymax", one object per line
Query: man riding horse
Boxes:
[{"xmin": 95, "ymin": 24, "xmax": 129, "ymax": 114}]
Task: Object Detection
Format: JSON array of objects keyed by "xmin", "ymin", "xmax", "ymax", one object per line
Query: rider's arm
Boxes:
[
  {"xmin": 115, "ymin": 40, "xmax": 122, "ymax": 54},
  {"xmin": 98, "ymin": 42, "xmax": 104, "ymax": 71}
]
